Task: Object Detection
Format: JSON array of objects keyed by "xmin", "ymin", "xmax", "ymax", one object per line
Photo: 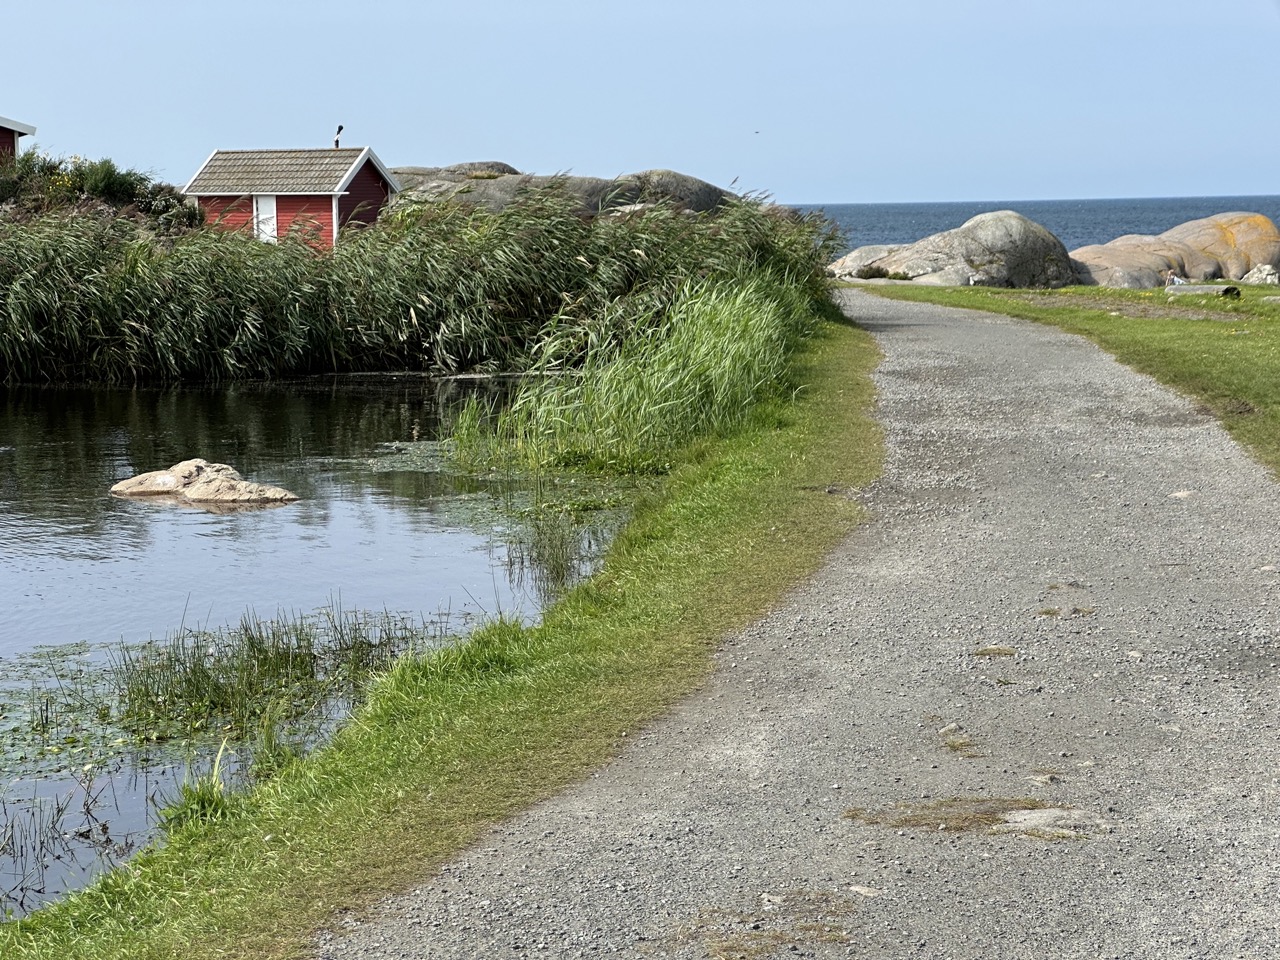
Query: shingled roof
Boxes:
[{"xmin": 184, "ymin": 147, "xmax": 400, "ymax": 196}]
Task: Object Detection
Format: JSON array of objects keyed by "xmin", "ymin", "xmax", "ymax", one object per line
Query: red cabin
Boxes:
[
  {"xmin": 0, "ymin": 114, "xmax": 36, "ymax": 160},
  {"xmin": 183, "ymin": 147, "xmax": 400, "ymax": 248}
]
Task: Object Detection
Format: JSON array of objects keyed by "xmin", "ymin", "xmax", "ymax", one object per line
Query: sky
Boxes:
[{"xmin": 5, "ymin": 0, "xmax": 1279, "ymax": 204}]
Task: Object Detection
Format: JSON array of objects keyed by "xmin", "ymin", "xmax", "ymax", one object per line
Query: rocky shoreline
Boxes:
[{"xmin": 830, "ymin": 209, "xmax": 1280, "ymax": 289}]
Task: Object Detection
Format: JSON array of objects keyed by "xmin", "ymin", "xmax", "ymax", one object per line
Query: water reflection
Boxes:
[{"xmin": 0, "ymin": 377, "xmax": 527, "ymax": 658}]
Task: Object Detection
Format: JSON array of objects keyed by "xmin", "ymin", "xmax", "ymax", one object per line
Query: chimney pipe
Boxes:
[{"xmin": 334, "ymin": 124, "xmax": 344, "ymax": 149}]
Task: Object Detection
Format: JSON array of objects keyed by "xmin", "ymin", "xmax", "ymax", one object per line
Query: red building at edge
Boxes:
[
  {"xmin": 0, "ymin": 115, "xmax": 36, "ymax": 159},
  {"xmin": 183, "ymin": 147, "xmax": 400, "ymax": 248}
]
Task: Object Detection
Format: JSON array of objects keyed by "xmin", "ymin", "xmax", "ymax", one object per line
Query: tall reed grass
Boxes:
[
  {"xmin": 0, "ymin": 187, "xmax": 839, "ymax": 385},
  {"xmin": 455, "ymin": 273, "xmax": 822, "ymax": 472}
]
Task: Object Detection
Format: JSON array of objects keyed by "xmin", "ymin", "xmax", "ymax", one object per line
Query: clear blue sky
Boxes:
[{"xmin": 6, "ymin": 0, "xmax": 1279, "ymax": 204}]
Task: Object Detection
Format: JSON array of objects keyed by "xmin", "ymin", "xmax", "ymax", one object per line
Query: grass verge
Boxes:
[
  {"xmin": 864, "ymin": 283, "xmax": 1280, "ymax": 472},
  {"xmin": 0, "ymin": 309, "xmax": 882, "ymax": 959}
]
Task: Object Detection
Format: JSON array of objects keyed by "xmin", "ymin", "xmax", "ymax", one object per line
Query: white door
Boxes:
[{"xmin": 253, "ymin": 195, "xmax": 278, "ymax": 243}]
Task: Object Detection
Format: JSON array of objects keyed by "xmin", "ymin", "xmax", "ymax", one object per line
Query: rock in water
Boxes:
[
  {"xmin": 110, "ymin": 459, "xmax": 299, "ymax": 506},
  {"xmin": 830, "ymin": 211, "xmax": 1075, "ymax": 288}
]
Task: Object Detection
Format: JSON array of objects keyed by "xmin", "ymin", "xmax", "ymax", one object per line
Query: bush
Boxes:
[
  {"xmin": 80, "ymin": 157, "xmax": 148, "ymax": 205},
  {"xmin": 137, "ymin": 182, "xmax": 205, "ymax": 230},
  {"xmin": 0, "ymin": 150, "xmax": 155, "ymax": 214}
]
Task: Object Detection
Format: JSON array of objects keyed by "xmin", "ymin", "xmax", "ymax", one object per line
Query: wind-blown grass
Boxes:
[
  {"xmin": 456, "ymin": 273, "xmax": 822, "ymax": 472},
  {"xmin": 0, "ymin": 188, "xmax": 838, "ymax": 385}
]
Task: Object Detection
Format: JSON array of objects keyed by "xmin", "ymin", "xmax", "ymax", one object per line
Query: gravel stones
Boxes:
[{"xmin": 313, "ymin": 289, "xmax": 1280, "ymax": 959}]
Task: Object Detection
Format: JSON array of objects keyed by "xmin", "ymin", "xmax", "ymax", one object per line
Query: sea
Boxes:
[{"xmin": 800, "ymin": 196, "xmax": 1280, "ymax": 256}]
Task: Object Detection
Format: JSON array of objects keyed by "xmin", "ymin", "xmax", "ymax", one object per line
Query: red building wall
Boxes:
[
  {"xmin": 338, "ymin": 161, "xmax": 391, "ymax": 229},
  {"xmin": 277, "ymin": 195, "xmax": 335, "ymax": 247},
  {"xmin": 195, "ymin": 156, "xmax": 392, "ymax": 248},
  {"xmin": 0, "ymin": 130, "xmax": 17, "ymax": 159},
  {"xmin": 199, "ymin": 196, "xmax": 253, "ymax": 233}
]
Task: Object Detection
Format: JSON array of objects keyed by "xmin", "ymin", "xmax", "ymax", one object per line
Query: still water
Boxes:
[
  {"xmin": 0, "ymin": 375, "xmax": 618, "ymax": 914},
  {"xmin": 0, "ymin": 377, "xmax": 548, "ymax": 660}
]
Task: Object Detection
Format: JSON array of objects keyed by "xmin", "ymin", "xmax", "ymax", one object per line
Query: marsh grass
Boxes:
[
  {"xmin": 453, "ymin": 274, "xmax": 824, "ymax": 472},
  {"xmin": 107, "ymin": 607, "xmax": 437, "ymax": 741},
  {"xmin": 0, "ymin": 189, "xmax": 838, "ymax": 385},
  {"xmin": 160, "ymin": 741, "xmax": 237, "ymax": 830}
]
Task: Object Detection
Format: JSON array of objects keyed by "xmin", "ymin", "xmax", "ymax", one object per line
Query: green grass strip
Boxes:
[
  {"xmin": 1, "ymin": 314, "xmax": 882, "ymax": 960},
  {"xmin": 865, "ymin": 283, "xmax": 1280, "ymax": 473}
]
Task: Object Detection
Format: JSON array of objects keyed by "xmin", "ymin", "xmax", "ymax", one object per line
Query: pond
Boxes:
[{"xmin": 0, "ymin": 376, "xmax": 627, "ymax": 915}]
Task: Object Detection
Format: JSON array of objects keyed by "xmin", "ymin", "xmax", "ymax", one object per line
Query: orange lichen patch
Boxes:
[{"xmin": 1164, "ymin": 213, "xmax": 1280, "ymax": 273}]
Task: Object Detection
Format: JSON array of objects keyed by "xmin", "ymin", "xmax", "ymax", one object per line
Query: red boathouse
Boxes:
[
  {"xmin": 0, "ymin": 115, "xmax": 36, "ymax": 159},
  {"xmin": 183, "ymin": 147, "xmax": 400, "ymax": 248}
]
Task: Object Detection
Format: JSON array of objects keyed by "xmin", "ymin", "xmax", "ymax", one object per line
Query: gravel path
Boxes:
[{"xmin": 314, "ymin": 289, "xmax": 1280, "ymax": 959}]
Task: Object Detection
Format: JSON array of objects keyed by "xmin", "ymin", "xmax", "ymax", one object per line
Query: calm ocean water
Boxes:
[{"xmin": 802, "ymin": 196, "xmax": 1280, "ymax": 255}]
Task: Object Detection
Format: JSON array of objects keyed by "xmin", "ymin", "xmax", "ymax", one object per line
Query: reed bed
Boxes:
[
  {"xmin": 0, "ymin": 187, "xmax": 839, "ymax": 385},
  {"xmin": 457, "ymin": 274, "xmax": 822, "ymax": 472}
]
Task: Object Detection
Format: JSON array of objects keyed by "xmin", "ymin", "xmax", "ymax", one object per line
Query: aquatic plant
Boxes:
[
  {"xmin": 160, "ymin": 740, "xmax": 236, "ymax": 830},
  {"xmin": 107, "ymin": 607, "xmax": 436, "ymax": 740}
]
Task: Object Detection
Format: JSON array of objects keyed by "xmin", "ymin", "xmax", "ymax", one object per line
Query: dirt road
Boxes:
[{"xmin": 315, "ymin": 289, "xmax": 1280, "ymax": 959}]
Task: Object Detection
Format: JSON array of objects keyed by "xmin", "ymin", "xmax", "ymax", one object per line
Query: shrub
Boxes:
[
  {"xmin": 79, "ymin": 157, "xmax": 147, "ymax": 205},
  {"xmin": 0, "ymin": 150, "xmax": 158, "ymax": 216}
]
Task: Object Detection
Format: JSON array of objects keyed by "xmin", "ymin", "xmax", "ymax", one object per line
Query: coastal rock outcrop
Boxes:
[
  {"xmin": 830, "ymin": 211, "xmax": 1075, "ymax": 288},
  {"xmin": 110, "ymin": 459, "xmax": 299, "ymax": 507},
  {"xmin": 1242, "ymin": 264, "xmax": 1279, "ymax": 285},
  {"xmin": 1070, "ymin": 212, "xmax": 1280, "ymax": 288},
  {"xmin": 390, "ymin": 163, "xmax": 733, "ymax": 215}
]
